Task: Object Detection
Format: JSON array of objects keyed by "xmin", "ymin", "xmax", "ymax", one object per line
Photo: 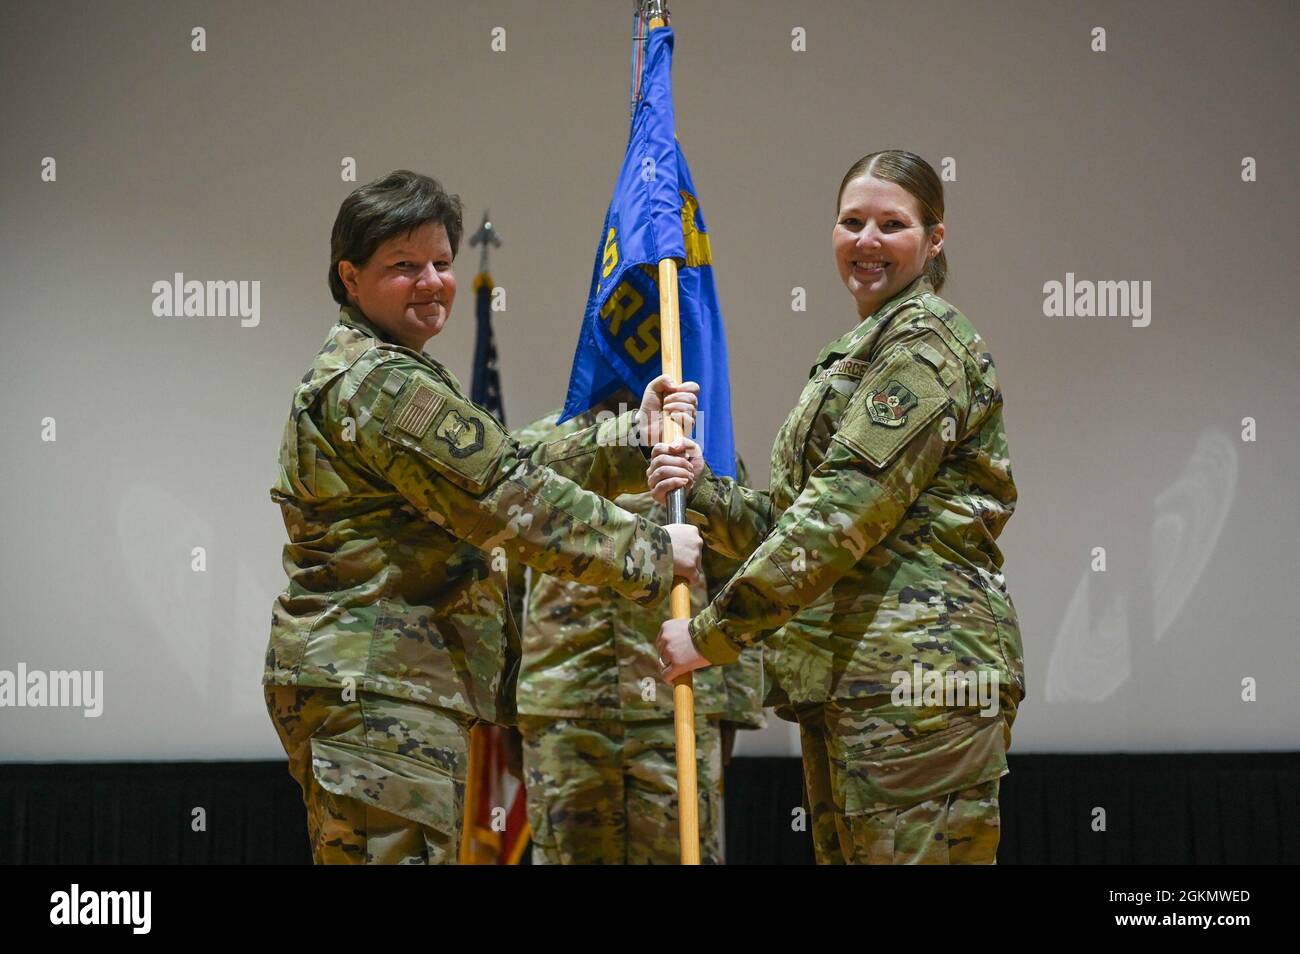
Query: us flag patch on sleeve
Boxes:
[{"xmin": 393, "ymin": 383, "xmax": 444, "ymax": 438}]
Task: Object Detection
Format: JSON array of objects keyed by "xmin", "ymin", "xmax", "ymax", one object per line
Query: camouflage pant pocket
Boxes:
[
  {"xmin": 313, "ymin": 696, "xmax": 469, "ymax": 823},
  {"xmin": 266, "ymin": 686, "xmax": 472, "ymax": 864},
  {"xmin": 795, "ymin": 699, "xmax": 1009, "ymax": 865},
  {"xmin": 825, "ymin": 703, "xmax": 1008, "ymax": 816},
  {"xmin": 839, "ymin": 778, "xmax": 1002, "ymax": 864}
]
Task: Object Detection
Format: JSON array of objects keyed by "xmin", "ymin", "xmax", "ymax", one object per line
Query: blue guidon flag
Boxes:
[{"xmin": 560, "ymin": 25, "xmax": 736, "ymax": 479}]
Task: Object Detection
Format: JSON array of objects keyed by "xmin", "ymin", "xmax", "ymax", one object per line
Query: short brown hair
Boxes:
[
  {"xmin": 328, "ymin": 170, "xmax": 464, "ymax": 306},
  {"xmin": 836, "ymin": 150, "xmax": 947, "ymax": 292}
]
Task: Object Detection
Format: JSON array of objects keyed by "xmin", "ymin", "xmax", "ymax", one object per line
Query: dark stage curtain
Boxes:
[{"xmin": 2, "ymin": 754, "xmax": 1296, "ymax": 864}]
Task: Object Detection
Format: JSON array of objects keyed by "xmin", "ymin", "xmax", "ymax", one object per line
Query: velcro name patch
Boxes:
[{"xmin": 829, "ymin": 357, "xmax": 871, "ymax": 379}]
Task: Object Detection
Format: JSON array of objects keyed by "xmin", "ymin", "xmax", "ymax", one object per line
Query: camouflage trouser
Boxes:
[
  {"xmin": 518, "ymin": 715, "xmax": 723, "ymax": 864},
  {"xmin": 265, "ymin": 685, "xmax": 474, "ymax": 865},
  {"xmin": 796, "ymin": 697, "xmax": 1014, "ymax": 865}
]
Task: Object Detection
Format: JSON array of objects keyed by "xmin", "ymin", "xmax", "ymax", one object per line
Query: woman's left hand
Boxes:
[{"xmin": 656, "ymin": 618, "xmax": 711, "ymax": 683}]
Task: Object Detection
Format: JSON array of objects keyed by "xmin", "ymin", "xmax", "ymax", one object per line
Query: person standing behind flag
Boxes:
[
  {"xmin": 509, "ymin": 393, "xmax": 765, "ymax": 865},
  {"xmin": 557, "ymin": 19, "xmax": 743, "ymax": 865},
  {"xmin": 651, "ymin": 151, "xmax": 1025, "ymax": 865},
  {"xmin": 264, "ymin": 169, "xmax": 705, "ymax": 865}
]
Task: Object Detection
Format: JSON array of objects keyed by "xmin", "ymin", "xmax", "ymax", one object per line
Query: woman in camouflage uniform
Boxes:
[
  {"xmin": 653, "ymin": 151, "xmax": 1025, "ymax": 864},
  {"xmin": 264, "ymin": 170, "xmax": 704, "ymax": 864}
]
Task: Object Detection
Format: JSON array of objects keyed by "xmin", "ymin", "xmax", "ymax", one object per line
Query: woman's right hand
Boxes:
[
  {"xmin": 648, "ymin": 437, "xmax": 706, "ymax": 504},
  {"xmin": 636, "ymin": 374, "xmax": 700, "ymax": 447},
  {"xmin": 665, "ymin": 522, "xmax": 703, "ymax": 585}
]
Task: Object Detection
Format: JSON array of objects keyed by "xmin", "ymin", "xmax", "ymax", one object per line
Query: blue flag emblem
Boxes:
[{"xmin": 561, "ymin": 26, "xmax": 736, "ymax": 478}]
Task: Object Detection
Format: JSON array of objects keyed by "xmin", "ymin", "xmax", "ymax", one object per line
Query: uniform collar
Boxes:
[
  {"xmin": 338, "ymin": 303, "xmax": 397, "ymax": 345},
  {"xmin": 810, "ymin": 273, "xmax": 935, "ymax": 371},
  {"xmin": 335, "ymin": 303, "xmax": 468, "ymax": 392}
]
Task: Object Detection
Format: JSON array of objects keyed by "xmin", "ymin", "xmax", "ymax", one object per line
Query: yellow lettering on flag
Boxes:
[
  {"xmin": 680, "ymin": 191, "xmax": 712, "ymax": 267},
  {"xmin": 601, "ymin": 281, "xmax": 644, "ymax": 336},
  {"xmin": 602, "ymin": 227, "xmax": 620, "ymax": 279},
  {"xmin": 626, "ymin": 314, "xmax": 661, "ymax": 363}
]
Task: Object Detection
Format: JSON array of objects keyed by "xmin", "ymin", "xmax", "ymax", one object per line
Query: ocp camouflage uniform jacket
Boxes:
[
  {"xmin": 510, "ymin": 406, "xmax": 765, "ymax": 728},
  {"xmin": 264, "ymin": 306, "xmax": 675, "ymax": 725},
  {"xmin": 685, "ymin": 274, "xmax": 1025, "ymax": 724}
]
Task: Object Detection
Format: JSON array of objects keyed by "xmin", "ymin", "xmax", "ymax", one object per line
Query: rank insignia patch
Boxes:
[
  {"xmin": 434, "ymin": 408, "xmax": 486, "ymax": 458},
  {"xmin": 867, "ymin": 380, "xmax": 918, "ymax": 427},
  {"xmin": 393, "ymin": 383, "xmax": 444, "ymax": 438}
]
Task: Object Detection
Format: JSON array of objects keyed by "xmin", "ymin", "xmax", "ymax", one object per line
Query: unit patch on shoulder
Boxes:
[
  {"xmin": 380, "ymin": 371, "xmax": 508, "ymax": 493},
  {"xmin": 833, "ymin": 345, "xmax": 951, "ymax": 470},
  {"xmin": 433, "ymin": 407, "xmax": 486, "ymax": 458},
  {"xmin": 866, "ymin": 380, "xmax": 918, "ymax": 428}
]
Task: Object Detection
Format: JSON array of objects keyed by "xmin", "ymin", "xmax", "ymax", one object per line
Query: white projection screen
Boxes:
[{"xmin": 2, "ymin": 0, "xmax": 1297, "ymax": 763}]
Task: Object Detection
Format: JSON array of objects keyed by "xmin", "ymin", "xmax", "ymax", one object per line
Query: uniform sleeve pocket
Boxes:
[
  {"xmin": 832, "ymin": 347, "xmax": 950, "ymax": 470},
  {"xmin": 380, "ymin": 372, "xmax": 508, "ymax": 494}
]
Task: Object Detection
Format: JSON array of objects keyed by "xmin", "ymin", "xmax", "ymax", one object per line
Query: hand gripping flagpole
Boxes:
[{"xmin": 640, "ymin": 0, "xmax": 700, "ymax": 866}]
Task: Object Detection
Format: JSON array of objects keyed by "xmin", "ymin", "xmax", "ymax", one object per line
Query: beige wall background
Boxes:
[{"xmin": 2, "ymin": 0, "xmax": 1296, "ymax": 760}]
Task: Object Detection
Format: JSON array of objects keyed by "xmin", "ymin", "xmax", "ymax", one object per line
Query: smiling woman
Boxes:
[
  {"xmin": 336, "ymin": 220, "xmax": 457, "ymax": 349},
  {"xmin": 651, "ymin": 149, "xmax": 1025, "ymax": 865},
  {"xmin": 263, "ymin": 169, "xmax": 708, "ymax": 864},
  {"xmin": 328, "ymin": 172, "xmax": 463, "ymax": 350},
  {"xmin": 834, "ymin": 151, "xmax": 946, "ymax": 319}
]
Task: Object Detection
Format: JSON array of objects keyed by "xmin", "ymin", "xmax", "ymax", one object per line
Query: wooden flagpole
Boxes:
[{"xmin": 644, "ymin": 2, "xmax": 700, "ymax": 866}]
